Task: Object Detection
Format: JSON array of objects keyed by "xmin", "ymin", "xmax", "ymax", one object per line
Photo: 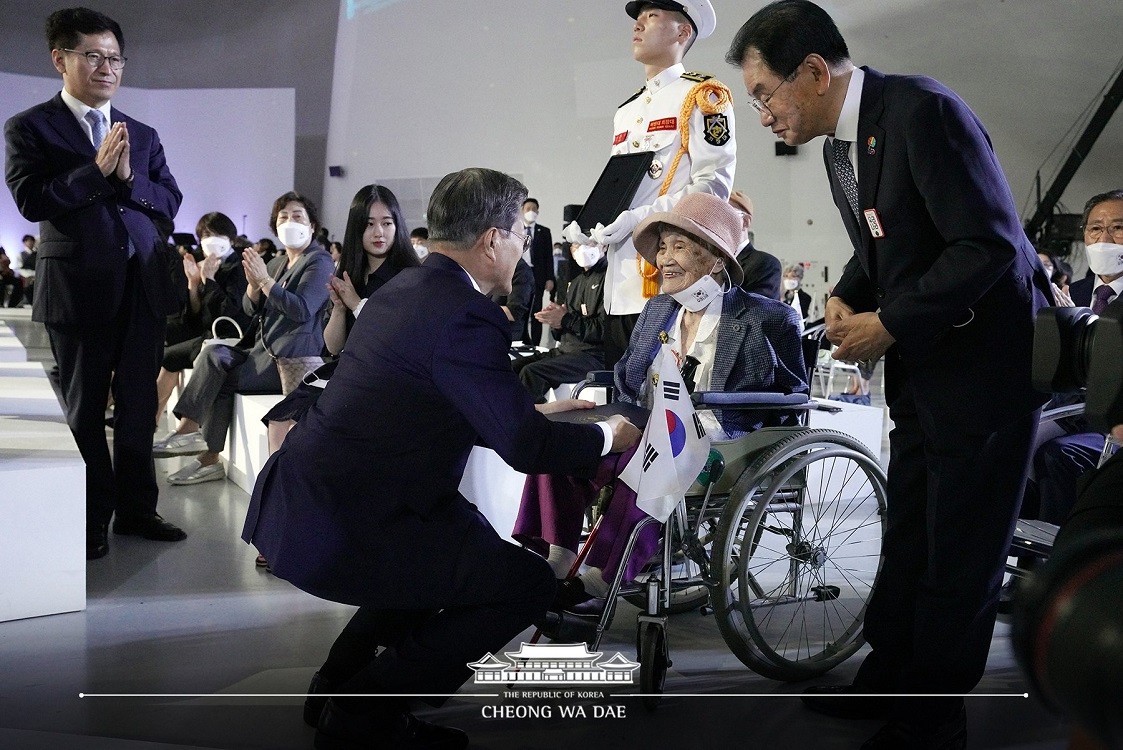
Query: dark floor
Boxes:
[{"xmin": 0, "ymin": 309, "xmax": 1071, "ymax": 750}]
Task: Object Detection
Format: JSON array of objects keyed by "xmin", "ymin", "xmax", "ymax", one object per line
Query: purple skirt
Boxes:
[{"xmin": 512, "ymin": 445, "xmax": 662, "ymax": 584}]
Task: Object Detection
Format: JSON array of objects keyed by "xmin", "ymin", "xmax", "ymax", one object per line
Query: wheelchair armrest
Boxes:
[
  {"xmin": 1040, "ymin": 403, "xmax": 1085, "ymax": 424},
  {"xmin": 572, "ymin": 370, "xmax": 616, "ymax": 402},
  {"xmin": 691, "ymin": 391, "xmax": 811, "ymax": 410}
]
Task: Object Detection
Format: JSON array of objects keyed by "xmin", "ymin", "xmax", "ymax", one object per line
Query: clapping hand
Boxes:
[
  {"xmin": 328, "ymin": 272, "xmax": 361, "ymax": 312},
  {"xmin": 95, "ymin": 122, "xmax": 127, "ymax": 178},
  {"xmin": 200, "ymin": 254, "xmax": 221, "ymax": 282},
  {"xmin": 1051, "ymin": 282, "xmax": 1074, "ymax": 308},
  {"xmin": 182, "ymin": 254, "xmax": 201, "ymax": 287},
  {"xmin": 114, "ymin": 123, "xmax": 131, "ymax": 183},
  {"xmin": 535, "ymin": 302, "xmax": 567, "ymax": 329},
  {"xmin": 241, "ymin": 248, "xmax": 270, "ymax": 289}
]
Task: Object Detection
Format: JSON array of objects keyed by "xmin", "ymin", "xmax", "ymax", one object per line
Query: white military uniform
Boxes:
[{"xmin": 605, "ymin": 62, "xmax": 736, "ymax": 315}]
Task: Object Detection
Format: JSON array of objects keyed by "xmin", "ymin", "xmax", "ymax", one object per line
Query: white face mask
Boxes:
[
  {"xmin": 668, "ymin": 263, "xmax": 724, "ymax": 312},
  {"xmin": 277, "ymin": 221, "xmax": 312, "ymax": 250},
  {"xmin": 200, "ymin": 236, "xmax": 233, "ymax": 259},
  {"xmin": 783, "ymin": 278, "xmax": 800, "ymax": 291},
  {"xmin": 573, "ymin": 247, "xmax": 603, "ymax": 269},
  {"xmin": 523, "ymin": 210, "xmax": 538, "ymax": 225},
  {"xmin": 1085, "ymin": 242, "xmax": 1123, "ymax": 277}
]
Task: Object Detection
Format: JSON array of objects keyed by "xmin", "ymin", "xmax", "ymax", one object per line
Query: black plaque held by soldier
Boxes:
[{"xmin": 575, "ymin": 152, "xmax": 656, "ymax": 233}]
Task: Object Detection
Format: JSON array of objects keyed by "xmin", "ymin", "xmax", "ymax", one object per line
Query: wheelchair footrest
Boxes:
[{"xmin": 811, "ymin": 585, "xmax": 840, "ymax": 602}]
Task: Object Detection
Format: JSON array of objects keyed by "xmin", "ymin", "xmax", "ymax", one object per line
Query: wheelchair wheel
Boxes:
[
  {"xmin": 638, "ymin": 621, "xmax": 668, "ymax": 711},
  {"xmin": 712, "ymin": 430, "xmax": 887, "ymax": 681}
]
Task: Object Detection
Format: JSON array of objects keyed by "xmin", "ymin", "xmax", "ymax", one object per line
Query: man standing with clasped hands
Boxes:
[{"xmin": 5, "ymin": 7, "xmax": 186, "ymax": 560}]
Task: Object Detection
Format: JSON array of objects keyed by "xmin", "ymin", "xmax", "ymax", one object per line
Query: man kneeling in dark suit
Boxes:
[{"xmin": 242, "ymin": 167, "xmax": 640, "ymax": 748}]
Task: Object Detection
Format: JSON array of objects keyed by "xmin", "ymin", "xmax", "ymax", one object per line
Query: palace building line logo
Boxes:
[{"xmin": 468, "ymin": 643, "xmax": 639, "ymax": 685}]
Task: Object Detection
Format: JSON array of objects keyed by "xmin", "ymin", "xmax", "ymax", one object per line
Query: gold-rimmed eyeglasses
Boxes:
[
  {"xmin": 1084, "ymin": 222, "xmax": 1123, "ymax": 242},
  {"xmin": 500, "ymin": 227, "xmax": 532, "ymax": 252},
  {"xmin": 748, "ymin": 64, "xmax": 800, "ymax": 119}
]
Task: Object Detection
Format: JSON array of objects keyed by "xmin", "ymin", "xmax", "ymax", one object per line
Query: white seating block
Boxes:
[
  {"xmin": 0, "ymin": 374, "xmax": 85, "ymax": 622},
  {"xmin": 223, "ymin": 393, "xmax": 284, "ymax": 494}
]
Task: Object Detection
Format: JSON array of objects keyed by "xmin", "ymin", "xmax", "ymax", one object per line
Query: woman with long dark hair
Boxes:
[
  {"xmin": 254, "ymin": 185, "xmax": 417, "ymax": 569},
  {"xmin": 262, "ymin": 184, "xmax": 418, "ymax": 447},
  {"xmin": 323, "ymin": 184, "xmax": 419, "ymax": 353}
]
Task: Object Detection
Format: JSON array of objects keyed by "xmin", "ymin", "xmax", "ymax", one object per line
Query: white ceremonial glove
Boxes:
[
  {"xmin": 561, "ymin": 220, "xmax": 593, "ymax": 245},
  {"xmin": 593, "ymin": 210, "xmax": 639, "ymax": 246}
]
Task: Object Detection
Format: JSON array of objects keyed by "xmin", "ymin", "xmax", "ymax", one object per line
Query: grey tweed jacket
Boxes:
[{"xmin": 613, "ymin": 288, "xmax": 808, "ymax": 435}]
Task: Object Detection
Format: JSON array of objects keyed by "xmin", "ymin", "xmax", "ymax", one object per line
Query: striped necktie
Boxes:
[{"xmin": 85, "ymin": 109, "xmax": 107, "ymax": 148}]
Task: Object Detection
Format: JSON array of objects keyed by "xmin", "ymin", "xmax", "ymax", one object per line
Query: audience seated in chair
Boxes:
[
  {"xmin": 261, "ymin": 183, "xmax": 420, "ymax": 456},
  {"xmin": 513, "ymin": 193, "xmax": 808, "ymax": 622},
  {"xmin": 0, "ymin": 247, "xmax": 26, "ymax": 308},
  {"xmin": 512, "ymin": 243, "xmax": 607, "ymax": 402},
  {"xmin": 152, "ymin": 191, "xmax": 333, "ymax": 485},
  {"xmin": 154, "ymin": 211, "xmax": 252, "ymax": 424}
]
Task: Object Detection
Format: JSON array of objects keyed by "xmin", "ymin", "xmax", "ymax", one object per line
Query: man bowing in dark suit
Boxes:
[
  {"xmin": 729, "ymin": 3, "xmax": 1053, "ymax": 747},
  {"xmin": 242, "ymin": 168, "xmax": 640, "ymax": 748},
  {"xmin": 5, "ymin": 7, "xmax": 186, "ymax": 560}
]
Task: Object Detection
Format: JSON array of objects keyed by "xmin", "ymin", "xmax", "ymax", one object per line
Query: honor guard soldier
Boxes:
[{"xmin": 564, "ymin": 0, "xmax": 736, "ymax": 367}]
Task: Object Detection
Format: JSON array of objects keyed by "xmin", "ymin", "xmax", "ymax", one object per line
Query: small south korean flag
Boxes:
[{"xmin": 619, "ymin": 343, "xmax": 712, "ymax": 523}]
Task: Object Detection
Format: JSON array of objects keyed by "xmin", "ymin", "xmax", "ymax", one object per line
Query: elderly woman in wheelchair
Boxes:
[{"xmin": 513, "ymin": 193, "xmax": 809, "ymax": 629}]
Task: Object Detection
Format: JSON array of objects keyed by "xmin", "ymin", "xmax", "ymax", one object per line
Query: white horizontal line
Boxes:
[{"xmin": 78, "ymin": 692, "xmax": 1029, "ymax": 699}]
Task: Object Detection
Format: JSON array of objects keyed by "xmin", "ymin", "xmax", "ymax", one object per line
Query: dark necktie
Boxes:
[
  {"xmin": 85, "ymin": 109, "xmax": 107, "ymax": 148},
  {"xmin": 830, "ymin": 138, "xmax": 859, "ymax": 219},
  {"xmin": 1092, "ymin": 284, "xmax": 1115, "ymax": 315}
]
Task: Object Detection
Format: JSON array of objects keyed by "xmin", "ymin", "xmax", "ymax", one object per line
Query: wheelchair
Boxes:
[
  {"xmin": 541, "ymin": 372, "xmax": 889, "ymax": 709},
  {"xmin": 1007, "ymin": 401, "xmax": 1120, "ymax": 579}
]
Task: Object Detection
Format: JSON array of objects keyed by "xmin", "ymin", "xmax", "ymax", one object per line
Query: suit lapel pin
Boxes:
[{"xmin": 866, "ymin": 136, "xmax": 877, "ymax": 155}]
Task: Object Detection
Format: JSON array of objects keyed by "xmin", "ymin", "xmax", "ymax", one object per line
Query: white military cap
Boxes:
[{"xmin": 624, "ymin": 0, "xmax": 717, "ymax": 41}]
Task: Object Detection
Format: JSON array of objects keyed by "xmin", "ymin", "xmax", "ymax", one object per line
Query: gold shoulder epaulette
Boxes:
[
  {"xmin": 618, "ymin": 86, "xmax": 645, "ymax": 108},
  {"xmin": 681, "ymin": 71, "xmax": 714, "ymax": 83}
]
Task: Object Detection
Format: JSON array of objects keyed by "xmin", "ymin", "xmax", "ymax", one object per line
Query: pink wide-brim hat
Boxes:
[{"xmin": 632, "ymin": 192, "xmax": 745, "ymax": 285}]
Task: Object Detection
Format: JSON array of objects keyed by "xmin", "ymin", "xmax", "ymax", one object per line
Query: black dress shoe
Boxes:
[
  {"xmin": 801, "ymin": 684, "xmax": 892, "ymax": 720},
  {"xmin": 304, "ymin": 670, "xmax": 332, "ymax": 728},
  {"xmin": 86, "ymin": 523, "xmax": 109, "ymax": 560},
  {"xmin": 861, "ymin": 705, "xmax": 967, "ymax": 749},
  {"xmin": 551, "ymin": 578, "xmax": 593, "ymax": 612},
  {"xmin": 112, "ymin": 514, "xmax": 187, "ymax": 541},
  {"xmin": 315, "ymin": 698, "xmax": 468, "ymax": 750},
  {"xmin": 539, "ymin": 610, "xmax": 599, "ymax": 644}
]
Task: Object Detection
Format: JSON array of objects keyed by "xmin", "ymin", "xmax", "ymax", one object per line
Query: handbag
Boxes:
[
  {"xmin": 200, "ymin": 316, "xmax": 244, "ymax": 351},
  {"xmin": 257, "ymin": 253, "xmax": 326, "ymax": 395},
  {"xmin": 261, "ymin": 328, "xmax": 323, "ymax": 396}
]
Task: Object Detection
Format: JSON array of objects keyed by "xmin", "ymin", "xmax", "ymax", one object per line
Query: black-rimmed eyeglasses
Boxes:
[{"xmin": 62, "ymin": 48, "xmax": 127, "ymax": 71}]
